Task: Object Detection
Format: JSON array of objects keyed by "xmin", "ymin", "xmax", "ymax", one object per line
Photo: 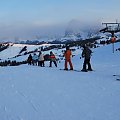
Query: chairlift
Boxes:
[
  {"xmin": 100, "ymin": 23, "xmax": 120, "ymax": 33},
  {"xmin": 100, "ymin": 22, "xmax": 120, "ymax": 53}
]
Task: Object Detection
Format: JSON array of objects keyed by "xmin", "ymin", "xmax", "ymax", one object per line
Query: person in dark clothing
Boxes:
[
  {"xmin": 49, "ymin": 51, "xmax": 57, "ymax": 67},
  {"xmin": 81, "ymin": 45, "xmax": 93, "ymax": 72},
  {"xmin": 27, "ymin": 54, "xmax": 32, "ymax": 65}
]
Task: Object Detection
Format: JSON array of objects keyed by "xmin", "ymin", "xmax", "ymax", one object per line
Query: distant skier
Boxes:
[
  {"xmin": 27, "ymin": 54, "xmax": 32, "ymax": 65},
  {"xmin": 81, "ymin": 45, "xmax": 93, "ymax": 72},
  {"xmin": 49, "ymin": 51, "xmax": 57, "ymax": 67},
  {"xmin": 63, "ymin": 46, "xmax": 73, "ymax": 70},
  {"xmin": 32, "ymin": 53, "xmax": 38, "ymax": 66},
  {"xmin": 38, "ymin": 51, "xmax": 45, "ymax": 67}
]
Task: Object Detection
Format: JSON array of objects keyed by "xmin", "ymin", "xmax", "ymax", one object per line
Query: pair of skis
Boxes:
[{"xmin": 59, "ymin": 69, "xmax": 93, "ymax": 72}]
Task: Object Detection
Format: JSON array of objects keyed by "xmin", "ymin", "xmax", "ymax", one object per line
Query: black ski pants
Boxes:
[
  {"xmin": 49, "ymin": 60, "xmax": 57, "ymax": 67},
  {"xmin": 82, "ymin": 58, "xmax": 92, "ymax": 70}
]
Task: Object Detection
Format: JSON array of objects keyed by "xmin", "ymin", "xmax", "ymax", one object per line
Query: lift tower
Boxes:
[{"xmin": 100, "ymin": 23, "xmax": 120, "ymax": 53}]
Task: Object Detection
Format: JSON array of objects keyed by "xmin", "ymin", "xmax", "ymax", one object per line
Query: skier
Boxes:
[
  {"xmin": 63, "ymin": 46, "xmax": 73, "ymax": 70},
  {"xmin": 27, "ymin": 54, "xmax": 32, "ymax": 65},
  {"xmin": 49, "ymin": 51, "xmax": 57, "ymax": 67},
  {"xmin": 38, "ymin": 51, "xmax": 45, "ymax": 67},
  {"xmin": 32, "ymin": 53, "xmax": 38, "ymax": 66},
  {"xmin": 81, "ymin": 45, "xmax": 93, "ymax": 72}
]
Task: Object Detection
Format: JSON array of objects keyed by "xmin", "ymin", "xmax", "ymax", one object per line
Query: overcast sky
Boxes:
[{"xmin": 0, "ymin": 0, "xmax": 120, "ymax": 41}]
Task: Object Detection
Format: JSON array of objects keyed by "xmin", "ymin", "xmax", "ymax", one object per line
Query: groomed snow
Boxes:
[{"xmin": 0, "ymin": 43, "xmax": 120, "ymax": 120}]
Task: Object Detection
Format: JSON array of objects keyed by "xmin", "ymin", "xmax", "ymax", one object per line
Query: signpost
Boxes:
[{"xmin": 111, "ymin": 37, "xmax": 116, "ymax": 53}]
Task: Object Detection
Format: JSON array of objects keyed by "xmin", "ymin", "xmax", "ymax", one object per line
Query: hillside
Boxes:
[{"xmin": 0, "ymin": 43, "xmax": 120, "ymax": 120}]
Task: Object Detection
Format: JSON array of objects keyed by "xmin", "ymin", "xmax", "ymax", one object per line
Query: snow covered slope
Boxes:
[
  {"xmin": 0, "ymin": 43, "xmax": 54, "ymax": 61},
  {"xmin": 0, "ymin": 43, "xmax": 120, "ymax": 120}
]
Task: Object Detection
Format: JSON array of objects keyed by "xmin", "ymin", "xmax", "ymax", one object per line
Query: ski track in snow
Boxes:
[
  {"xmin": 0, "ymin": 76, "xmax": 41, "ymax": 120},
  {"xmin": 17, "ymin": 91, "xmax": 39, "ymax": 113},
  {"xmin": 1, "ymin": 105, "xmax": 22, "ymax": 120},
  {"xmin": 11, "ymin": 84, "xmax": 41, "ymax": 114}
]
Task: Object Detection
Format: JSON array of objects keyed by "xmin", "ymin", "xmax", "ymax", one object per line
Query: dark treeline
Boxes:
[{"xmin": 0, "ymin": 60, "xmax": 27, "ymax": 67}]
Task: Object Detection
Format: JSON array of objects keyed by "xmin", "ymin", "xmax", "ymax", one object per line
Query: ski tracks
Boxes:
[
  {"xmin": 13, "ymin": 85, "xmax": 41, "ymax": 114},
  {"xmin": 1, "ymin": 105, "xmax": 23, "ymax": 120},
  {"xmin": 17, "ymin": 91, "xmax": 40, "ymax": 113},
  {"xmin": 1, "ymin": 83, "xmax": 41, "ymax": 120}
]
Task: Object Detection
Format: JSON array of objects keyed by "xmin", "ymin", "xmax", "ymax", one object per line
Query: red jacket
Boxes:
[{"xmin": 49, "ymin": 53, "xmax": 56, "ymax": 61}]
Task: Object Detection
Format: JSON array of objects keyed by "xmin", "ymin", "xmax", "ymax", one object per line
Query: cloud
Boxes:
[{"xmin": 0, "ymin": 22, "xmax": 66, "ymax": 41}]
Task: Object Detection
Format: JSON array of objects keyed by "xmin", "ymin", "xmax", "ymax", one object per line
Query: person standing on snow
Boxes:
[
  {"xmin": 63, "ymin": 46, "xmax": 73, "ymax": 70},
  {"xmin": 32, "ymin": 53, "xmax": 38, "ymax": 66},
  {"xmin": 27, "ymin": 54, "xmax": 32, "ymax": 65},
  {"xmin": 49, "ymin": 51, "xmax": 57, "ymax": 67},
  {"xmin": 81, "ymin": 45, "xmax": 93, "ymax": 72},
  {"xmin": 38, "ymin": 51, "xmax": 45, "ymax": 67}
]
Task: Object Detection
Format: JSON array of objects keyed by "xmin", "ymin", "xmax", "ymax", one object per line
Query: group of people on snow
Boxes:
[
  {"xmin": 63, "ymin": 45, "xmax": 93, "ymax": 72},
  {"xmin": 27, "ymin": 51, "xmax": 57, "ymax": 67},
  {"xmin": 27, "ymin": 45, "xmax": 93, "ymax": 72}
]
